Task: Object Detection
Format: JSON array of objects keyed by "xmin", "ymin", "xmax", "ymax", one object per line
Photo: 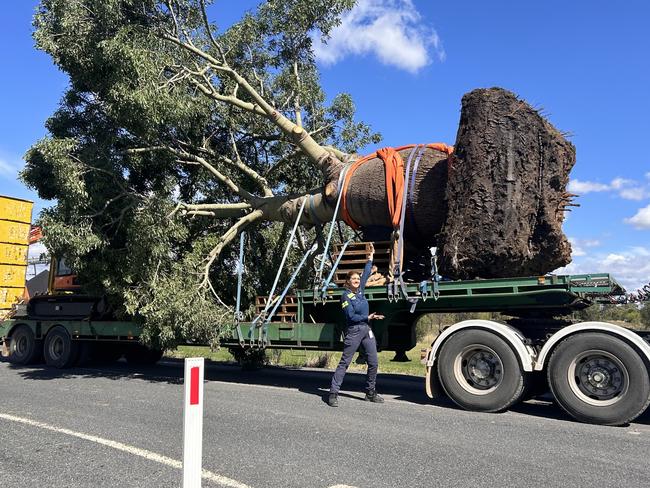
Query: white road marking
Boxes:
[
  {"xmin": 328, "ymin": 485, "xmax": 359, "ymax": 488},
  {"xmin": 0, "ymin": 412, "xmax": 251, "ymax": 488}
]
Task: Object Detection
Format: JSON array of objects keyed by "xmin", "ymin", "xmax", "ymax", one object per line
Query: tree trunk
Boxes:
[{"xmin": 257, "ymin": 87, "xmax": 575, "ymax": 280}]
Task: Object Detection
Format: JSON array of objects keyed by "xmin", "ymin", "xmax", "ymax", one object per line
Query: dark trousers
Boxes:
[{"xmin": 330, "ymin": 323, "xmax": 379, "ymax": 394}]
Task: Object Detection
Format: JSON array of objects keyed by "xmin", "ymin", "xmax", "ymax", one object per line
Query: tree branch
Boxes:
[
  {"xmin": 293, "ymin": 61, "xmax": 302, "ymax": 128},
  {"xmin": 183, "ymin": 75, "xmax": 267, "ymax": 116},
  {"xmin": 200, "ymin": 209, "xmax": 264, "ymax": 288},
  {"xmin": 159, "ymin": 31, "xmax": 338, "ymax": 174},
  {"xmin": 127, "ymin": 146, "xmax": 257, "ymax": 202},
  {"xmin": 198, "ymin": 0, "xmax": 227, "ymax": 63},
  {"xmin": 180, "ymin": 202, "xmax": 251, "ymax": 219}
]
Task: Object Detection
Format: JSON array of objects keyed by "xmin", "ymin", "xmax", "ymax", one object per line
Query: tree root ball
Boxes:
[
  {"xmin": 438, "ymin": 87, "xmax": 575, "ymax": 279},
  {"xmin": 339, "ymin": 87, "xmax": 575, "ymax": 279}
]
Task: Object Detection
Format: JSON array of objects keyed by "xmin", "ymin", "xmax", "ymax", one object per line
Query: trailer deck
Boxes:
[{"xmin": 220, "ymin": 273, "xmax": 625, "ymax": 351}]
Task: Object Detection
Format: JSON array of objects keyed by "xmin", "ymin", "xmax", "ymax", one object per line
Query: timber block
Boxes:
[{"xmin": 331, "ymin": 241, "xmax": 391, "ymax": 286}]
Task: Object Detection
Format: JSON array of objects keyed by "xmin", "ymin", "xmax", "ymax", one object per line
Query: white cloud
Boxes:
[
  {"xmin": 555, "ymin": 246, "xmax": 650, "ymax": 292},
  {"xmin": 619, "ymin": 187, "xmax": 649, "ymax": 201},
  {"xmin": 571, "ymin": 244, "xmax": 586, "ymax": 257},
  {"xmin": 602, "ymin": 253, "xmax": 626, "ymax": 266},
  {"xmin": 609, "ymin": 177, "xmax": 633, "ymax": 190},
  {"xmin": 28, "ymin": 242, "xmax": 48, "ymax": 261},
  {"xmin": 313, "ymin": 0, "xmax": 445, "ymax": 73},
  {"xmin": 0, "ymin": 158, "xmax": 18, "ymax": 178},
  {"xmin": 25, "ymin": 242, "xmax": 50, "ymax": 280},
  {"xmin": 568, "ymin": 237, "xmax": 601, "ymax": 257},
  {"xmin": 568, "ymin": 176, "xmax": 649, "ymax": 201},
  {"xmin": 567, "ymin": 179, "xmax": 610, "ymax": 193},
  {"xmin": 625, "ymin": 204, "xmax": 650, "ymax": 229}
]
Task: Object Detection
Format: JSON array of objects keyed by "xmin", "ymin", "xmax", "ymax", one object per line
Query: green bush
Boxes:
[{"xmin": 641, "ymin": 304, "xmax": 650, "ymax": 327}]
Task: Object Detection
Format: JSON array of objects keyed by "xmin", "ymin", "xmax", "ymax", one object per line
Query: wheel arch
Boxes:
[
  {"xmin": 44, "ymin": 323, "xmax": 71, "ymax": 337},
  {"xmin": 6, "ymin": 322, "xmax": 33, "ymax": 338},
  {"xmin": 6, "ymin": 322, "xmax": 45, "ymax": 342},
  {"xmin": 426, "ymin": 319, "xmax": 535, "ymax": 372},
  {"xmin": 6, "ymin": 322, "xmax": 63, "ymax": 341},
  {"xmin": 535, "ymin": 321, "xmax": 650, "ymax": 372}
]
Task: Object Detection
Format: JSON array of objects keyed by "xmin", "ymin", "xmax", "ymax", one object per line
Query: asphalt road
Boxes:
[{"xmin": 1, "ymin": 358, "xmax": 650, "ymax": 488}]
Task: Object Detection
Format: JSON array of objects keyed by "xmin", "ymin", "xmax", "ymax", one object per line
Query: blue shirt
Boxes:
[{"xmin": 340, "ymin": 260, "xmax": 373, "ymax": 327}]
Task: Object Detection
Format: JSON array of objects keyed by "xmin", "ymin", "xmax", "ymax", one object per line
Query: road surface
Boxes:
[{"xmin": 1, "ymin": 358, "xmax": 650, "ymax": 487}]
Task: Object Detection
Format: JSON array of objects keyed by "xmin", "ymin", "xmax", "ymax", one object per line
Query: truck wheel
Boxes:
[
  {"xmin": 547, "ymin": 333, "xmax": 650, "ymax": 425},
  {"xmin": 8, "ymin": 325, "xmax": 41, "ymax": 365},
  {"xmin": 43, "ymin": 326, "xmax": 79, "ymax": 369},
  {"xmin": 437, "ymin": 329, "xmax": 527, "ymax": 412}
]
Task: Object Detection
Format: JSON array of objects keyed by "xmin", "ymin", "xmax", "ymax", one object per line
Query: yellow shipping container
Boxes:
[
  {"xmin": 0, "ymin": 196, "xmax": 33, "ymax": 315},
  {"xmin": 0, "ymin": 242, "xmax": 29, "ymax": 265},
  {"xmin": 0, "ymin": 264, "xmax": 28, "ymax": 288},
  {"xmin": 0, "ymin": 195, "xmax": 33, "ymax": 224},
  {"xmin": 0, "ymin": 221, "xmax": 31, "ymax": 245},
  {"xmin": 0, "ymin": 287, "xmax": 24, "ymax": 310}
]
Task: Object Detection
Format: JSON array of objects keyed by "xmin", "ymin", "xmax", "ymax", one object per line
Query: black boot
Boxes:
[
  {"xmin": 365, "ymin": 390, "xmax": 385, "ymax": 403},
  {"xmin": 328, "ymin": 393, "xmax": 339, "ymax": 407}
]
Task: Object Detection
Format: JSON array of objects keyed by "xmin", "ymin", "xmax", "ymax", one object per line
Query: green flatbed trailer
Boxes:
[
  {"xmin": 0, "ymin": 318, "xmax": 160, "ymax": 368},
  {"xmin": 220, "ymin": 273, "xmax": 625, "ymax": 352},
  {"xmin": 3, "ymin": 272, "xmax": 650, "ymax": 426},
  {"xmin": 220, "ymin": 272, "xmax": 650, "ymax": 426}
]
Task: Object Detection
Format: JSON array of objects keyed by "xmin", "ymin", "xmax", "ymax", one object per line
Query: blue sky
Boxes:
[{"xmin": 1, "ymin": 0, "xmax": 648, "ymax": 291}]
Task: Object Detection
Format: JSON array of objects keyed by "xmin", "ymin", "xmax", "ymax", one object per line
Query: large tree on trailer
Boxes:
[{"xmin": 23, "ymin": 0, "xmax": 574, "ymax": 348}]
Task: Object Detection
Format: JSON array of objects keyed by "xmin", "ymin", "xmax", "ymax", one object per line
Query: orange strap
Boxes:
[{"xmin": 339, "ymin": 143, "xmax": 454, "ymax": 230}]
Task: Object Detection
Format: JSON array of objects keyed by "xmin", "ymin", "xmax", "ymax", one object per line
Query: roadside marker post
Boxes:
[{"xmin": 183, "ymin": 357, "xmax": 205, "ymax": 488}]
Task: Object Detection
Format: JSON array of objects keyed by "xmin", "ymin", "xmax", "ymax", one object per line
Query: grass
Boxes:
[{"xmin": 165, "ymin": 341, "xmax": 433, "ymax": 377}]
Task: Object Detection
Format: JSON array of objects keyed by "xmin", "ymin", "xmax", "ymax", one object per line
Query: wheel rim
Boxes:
[
  {"xmin": 453, "ymin": 344, "xmax": 504, "ymax": 395},
  {"xmin": 15, "ymin": 334, "xmax": 28, "ymax": 356},
  {"xmin": 567, "ymin": 349, "xmax": 629, "ymax": 407},
  {"xmin": 48, "ymin": 335, "xmax": 65, "ymax": 361}
]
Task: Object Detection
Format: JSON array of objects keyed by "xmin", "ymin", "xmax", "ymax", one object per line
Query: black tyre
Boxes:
[
  {"xmin": 8, "ymin": 325, "xmax": 41, "ymax": 365},
  {"xmin": 43, "ymin": 326, "xmax": 79, "ymax": 369},
  {"xmin": 124, "ymin": 344, "xmax": 163, "ymax": 365},
  {"xmin": 437, "ymin": 329, "xmax": 527, "ymax": 412},
  {"xmin": 547, "ymin": 333, "xmax": 650, "ymax": 425}
]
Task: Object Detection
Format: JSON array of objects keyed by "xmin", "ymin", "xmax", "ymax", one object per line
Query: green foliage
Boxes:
[
  {"xmin": 575, "ymin": 303, "xmax": 642, "ymax": 325},
  {"xmin": 641, "ymin": 304, "xmax": 650, "ymax": 327},
  {"xmin": 23, "ymin": 0, "xmax": 379, "ymax": 349},
  {"xmin": 414, "ymin": 312, "xmax": 500, "ymax": 342}
]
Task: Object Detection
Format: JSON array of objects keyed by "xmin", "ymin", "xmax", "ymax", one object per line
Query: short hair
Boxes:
[{"xmin": 345, "ymin": 270, "xmax": 360, "ymax": 281}]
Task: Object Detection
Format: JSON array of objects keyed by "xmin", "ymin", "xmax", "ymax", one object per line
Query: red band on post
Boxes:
[{"xmin": 190, "ymin": 366, "xmax": 199, "ymax": 405}]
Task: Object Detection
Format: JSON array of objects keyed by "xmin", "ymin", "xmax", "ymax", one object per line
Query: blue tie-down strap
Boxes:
[
  {"xmin": 386, "ymin": 282, "xmax": 395, "ymax": 303},
  {"xmin": 419, "ymin": 281, "xmax": 429, "ymax": 302},
  {"xmin": 432, "ymin": 277, "xmax": 440, "ymax": 301},
  {"xmin": 408, "ymin": 297, "xmax": 419, "ymax": 313},
  {"xmin": 319, "ymin": 238, "xmax": 352, "ymax": 301}
]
